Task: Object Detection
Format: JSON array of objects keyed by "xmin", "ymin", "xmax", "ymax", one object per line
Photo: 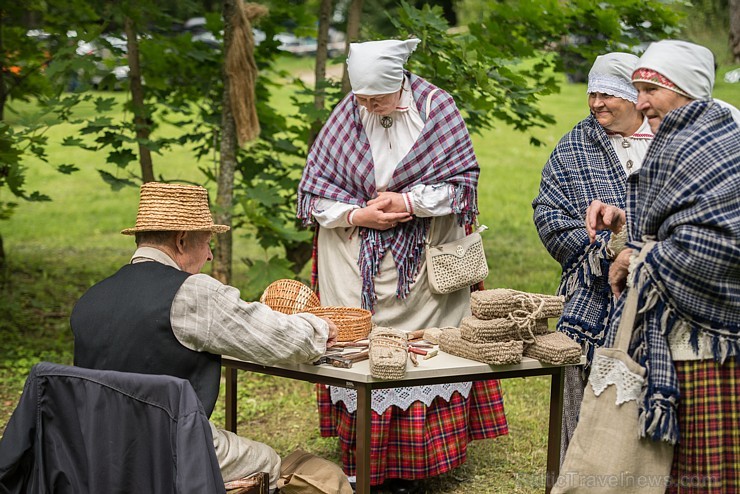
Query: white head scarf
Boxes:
[
  {"xmin": 632, "ymin": 39, "xmax": 740, "ymax": 123},
  {"xmin": 632, "ymin": 40, "xmax": 714, "ymax": 100},
  {"xmin": 587, "ymin": 52, "xmax": 639, "ymax": 103},
  {"xmin": 347, "ymin": 39, "xmax": 421, "ymax": 95}
]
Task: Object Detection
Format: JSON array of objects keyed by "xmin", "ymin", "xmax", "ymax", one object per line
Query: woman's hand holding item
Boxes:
[
  {"xmin": 585, "ymin": 199, "xmax": 626, "ymax": 243},
  {"xmin": 353, "ymin": 196, "xmax": 412, "ymax": 230},
  {"xmin": 608, "ymin": 248, "xmax": 632, "ymax": 298}
]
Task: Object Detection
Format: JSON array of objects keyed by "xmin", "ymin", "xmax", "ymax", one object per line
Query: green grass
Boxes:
[{"xmin": 1, "ymin": 51, "xmax": 739, "ymax": 493}]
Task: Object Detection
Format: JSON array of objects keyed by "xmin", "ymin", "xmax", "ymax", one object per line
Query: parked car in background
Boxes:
[{"xmin": 181, "ymin": 17, "xmax": 344, "ymax": 57}]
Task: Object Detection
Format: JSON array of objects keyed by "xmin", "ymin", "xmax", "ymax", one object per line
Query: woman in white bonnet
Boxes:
[
  {"xmin": 297, "ymin": 38, "xmax": 508, "ymax": 492},
  {"xmin": 587, "ymin": 40, "xmax": 740, "ymax": 493},
  {"xmin": 533, "ymin": 51, "xmax": 653, "ymax": 465}
]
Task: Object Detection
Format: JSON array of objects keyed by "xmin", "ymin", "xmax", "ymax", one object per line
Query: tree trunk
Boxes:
[
  {"xmin": 731, "ymin": 0, "xmax": 740, "ymax": 62},
  {"xmin": 212, "ymin": 0, "xmax": 238, "ymax": 285},
  {"xmin": 341, "ymin": 0, "xmax": 364, "ymax": 94},
  {"xmin": 124, "ymin": 17, "xmax": 154, "ymax": 183}
]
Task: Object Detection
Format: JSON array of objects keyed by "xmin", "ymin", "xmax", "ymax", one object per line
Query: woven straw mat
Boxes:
[
  {"xmin": 470, "ymin": 288, "xmax": 564, "ymax": 320},
  {"xmin": 523, "ymin": 332, "xmax": 582, "ymax": 365},
  {"xmin": 439, "ymin": 327, "xmax": 523, "ymax": 365},
  {"xmin": 460, "ymin": 316, "xmax": 550, "ymax": 343}
]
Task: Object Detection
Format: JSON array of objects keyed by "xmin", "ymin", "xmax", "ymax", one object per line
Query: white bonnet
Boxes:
[
  {"xmin": 632, "ymin": 40, "xmax": 715, "ymax": 100},
  {"xmin": 587, "ymin": 52, "xmax": 639, "ymax": 103},
  {"xmin": 347, "ymin": 38, "xmax": 421, "ymax": 95}
]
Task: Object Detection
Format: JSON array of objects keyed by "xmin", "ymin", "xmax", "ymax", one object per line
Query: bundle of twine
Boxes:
[{"xmin": 227, "ymin": 1, "xmax": 267, "ymax": 146}]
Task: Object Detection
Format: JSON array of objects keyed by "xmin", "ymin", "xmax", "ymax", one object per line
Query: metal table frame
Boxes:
[{"xmin": 223, "ymin": 354, "xmax": 580, "ymax": 494}]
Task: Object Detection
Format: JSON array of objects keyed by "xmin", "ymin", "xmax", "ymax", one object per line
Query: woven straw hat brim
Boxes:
[
  {"xmin": 121, "ymin": 224, "xmax": 230, "ymax": 235},
  {"xmin": 121, "ymin": 182, "xmax": 230, "ymax": 235}
]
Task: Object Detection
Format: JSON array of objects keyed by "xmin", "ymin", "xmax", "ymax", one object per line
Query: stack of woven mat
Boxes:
[{"xmin": 439, "ymin": 288, "xmax": 581, "ymax": 365}]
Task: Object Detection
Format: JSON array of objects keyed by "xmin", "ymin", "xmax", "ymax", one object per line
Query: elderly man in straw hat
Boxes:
[
  {"xmin": 70, "ymin": 182, "xmax": 342, "ymax": 491},
  {"xmin": 587, "ymin": 40, "xmax": 739, "ymax": 491}
]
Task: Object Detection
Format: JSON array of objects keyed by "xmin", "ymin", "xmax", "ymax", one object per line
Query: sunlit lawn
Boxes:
[{"xmin": 1, "ymin": 52, "xmax": 738, "ymax": 492}]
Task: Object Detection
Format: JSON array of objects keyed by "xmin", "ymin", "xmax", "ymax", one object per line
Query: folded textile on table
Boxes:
[{"xmin": 439, "ymin": 327, "xmax": 523, "ymax": 365}]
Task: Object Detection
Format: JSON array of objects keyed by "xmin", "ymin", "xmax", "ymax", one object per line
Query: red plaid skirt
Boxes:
[
  {"xmin": 667, "ymin": 358, "xmax": 740, "ymax": 493},
  {"xmin": 317, "ymin": 380, "xmax": 508, "ymax": 485}
]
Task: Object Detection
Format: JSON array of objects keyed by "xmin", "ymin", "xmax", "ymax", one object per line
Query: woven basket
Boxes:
[
  {"xmin": 460, "ymin": 316, "xmax": 551, "ymax": 343},
  {"xmin": 306, "ymin": 306, "xmax": 372, "ymax": 342},
  {"xmin": 259, "ymin": 279, "xmax": 320, "ymax": 315}
]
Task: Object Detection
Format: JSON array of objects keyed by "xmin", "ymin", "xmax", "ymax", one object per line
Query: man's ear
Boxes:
[{"xmin": 175, "ymin": 231, "xmax": 188, "ymax": 253}]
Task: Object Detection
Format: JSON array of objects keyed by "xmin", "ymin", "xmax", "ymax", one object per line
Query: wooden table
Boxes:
[{"xmin": 223, "ymin": 352, "xmax": 583, "ymax": 494}]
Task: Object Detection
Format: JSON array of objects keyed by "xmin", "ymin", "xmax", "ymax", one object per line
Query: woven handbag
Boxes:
[{"xmin": 426, "ymin": 221, "xmax": 489, "ymax": 294}]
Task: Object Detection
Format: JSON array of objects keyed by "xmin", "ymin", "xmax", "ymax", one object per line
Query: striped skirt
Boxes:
[
  {"xmin": 667, "ymin": 358, "xmax": 739, "ymax": 493},
  {"xmin": 317, "ymin": 380, "xmax": 508, "ymax": 486}
]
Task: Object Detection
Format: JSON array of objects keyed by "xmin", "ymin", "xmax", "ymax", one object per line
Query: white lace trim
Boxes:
[
  {"xmin": 327, "ymin": 383, "xmax": 473, "ymax": 414},
  {"xmin": 589, "ymin": 353, "xmax": 644, "ymax": 405}
]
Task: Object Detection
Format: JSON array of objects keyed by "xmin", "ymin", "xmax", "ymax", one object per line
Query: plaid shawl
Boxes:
[
  {"xmin": 297, "ymin": 73, "xmax": 479, "ymax": 310},
  {"xmin": 532, "ymin": 115, "xmax": 628, "ymax": 368},
  {"xmin": 607, "ymin": 100, "xmax": 740, "ymax": 443}
]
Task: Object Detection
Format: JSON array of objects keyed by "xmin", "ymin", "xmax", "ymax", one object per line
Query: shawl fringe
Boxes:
[
  {"xmin": 630, "ymin": 260, "xmax": 740, "ymax": 442},
  {"xmin": 557, "ymin": 234, "xmax": 610, "ymax": 299}
]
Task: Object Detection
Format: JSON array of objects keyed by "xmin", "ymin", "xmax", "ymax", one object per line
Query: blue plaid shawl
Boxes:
[
  {"xmin": 533, "ymin": 115, "xmax": 629, "ymax": 368},
  {"xmin": 607, "ymin": 100, "xmax": 740, "ymax": 443},
  {"xmin": 297, "ymin": 73, "xmax": 479, "ymax": 310}
]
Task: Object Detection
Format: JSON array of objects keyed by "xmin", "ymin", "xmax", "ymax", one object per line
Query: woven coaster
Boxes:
[
  {"xmin": 523, "ymin": 332, "xmax": 582, "ymax": 365},
  {"xmin": 439, "ymin": 327, "xmax": 523, "ymax": 365},
  {"xmin": 470, "ymin": 288, "xmax": 564, "ymax": 320},
  {"xmin": 369, "ymin": 326, "xmax": 408, "ymax": 380}
]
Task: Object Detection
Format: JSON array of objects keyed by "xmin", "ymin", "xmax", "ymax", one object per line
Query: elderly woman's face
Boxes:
[
  {"xmin": 634, "ymin": 82, "xmax": 693, "ymax": 132},
  {"xmin": 354, "ymin": 90, "xmax": 402, "ymax": 116},
  {"xmin": 588, "ymin": 92, "xmax": 642, "ymax": 136}
]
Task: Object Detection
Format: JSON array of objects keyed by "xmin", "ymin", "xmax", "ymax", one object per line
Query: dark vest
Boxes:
[{"xmin": 71, "ymin": 262, "xmax": 222, "ymax": 417}]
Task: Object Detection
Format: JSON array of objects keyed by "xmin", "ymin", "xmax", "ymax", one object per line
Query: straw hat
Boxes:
[{"xmin": 121, "ymin": 182, "xmax": 230, "ymax": 235}]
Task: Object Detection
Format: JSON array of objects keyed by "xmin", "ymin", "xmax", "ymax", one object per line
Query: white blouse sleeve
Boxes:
[
  {"xmin": 311, "ymin": 198, "xmax": 359, "ymax": 228},
  {"xmin": 406, "ymin": 183, "xmax": 454, "ymax": 217}
]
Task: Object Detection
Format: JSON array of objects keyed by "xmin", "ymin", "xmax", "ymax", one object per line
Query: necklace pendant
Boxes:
[
  {"xmin": 622, "ymin": 139, "xmax": 631, "ymax": 148},
  {"xmin": 380, "ymin": 116, "xmax": 393, "ymax": 129},
  {"xmin": 626, "ymin": 159, "xmax": 634, "ymax": 170}
]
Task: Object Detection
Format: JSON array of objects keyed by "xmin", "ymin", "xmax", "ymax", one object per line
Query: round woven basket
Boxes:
[
  {"xmin": 306, "ymin": 306, "xmax": 372, "ymax": 342},
  {"xmin": 259, "ymin": 279, "xmax": 320, "ymax": 315}
]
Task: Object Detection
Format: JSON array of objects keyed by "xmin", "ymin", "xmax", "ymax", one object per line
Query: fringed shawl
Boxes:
[
  {"xmin": 608, "ymin": 101, "xmax": 740, "ymax": 444},
  {"xmin": 532, "ymin": 115, "xmax": 628, "ymax": 368},
  {"xmin": 297, "ymin": 73, "xmax": 479, "ymax": 311}
]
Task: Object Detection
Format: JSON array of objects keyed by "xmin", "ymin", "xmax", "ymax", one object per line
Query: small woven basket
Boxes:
[
  {"xmin": 306, "ymin": 306, "xmax": 372, "ymax": 342},
  {"xmin": 259, "ymin": 279, "xmax": 320, "ymax": 315}
]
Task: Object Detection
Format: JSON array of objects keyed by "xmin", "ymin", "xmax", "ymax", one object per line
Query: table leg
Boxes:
[
  {"xmin": 356, "ymin": 384, "xmax": 372, "ymax": 494},
  {"xmin": 545, "ymin": 367, "xmax": 565, "ymax": 493},
  {"xmin": 225, "ymin": 366, "xmax": 238, "ymax": 433}
]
